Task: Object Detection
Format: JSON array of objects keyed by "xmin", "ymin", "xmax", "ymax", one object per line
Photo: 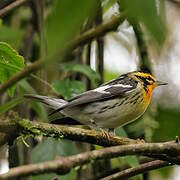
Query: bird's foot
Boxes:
[
  {"xmin": 136, "ymin": 138, "xmax": 145, "ymax": 144},
  {"xmin": 100, "ymin": 129, "xmax": 113, "ymax": 141},
  {"xmin": 89, "ymin": 119, "xmax": 113, "ymax": 141}
]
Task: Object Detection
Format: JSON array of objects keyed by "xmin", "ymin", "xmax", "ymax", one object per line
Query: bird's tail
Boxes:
[{"xmin": 24, "ymin": 94, "xmax": 68, "ymax": 109}]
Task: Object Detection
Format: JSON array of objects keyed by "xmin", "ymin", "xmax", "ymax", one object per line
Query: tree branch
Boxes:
[
  {"xmin": 133, "ymin": 23, "xmax": 152, "ymax": 72},
  {"xmin": 0, "ymin": 12, "xmax": 126, "ymax": 96},
  {"xmin": 71, "ymin": 12, "xmax": 126, "ymax": 48},
  {"xmin": 1, "ymin": 117, "xmax": 179, "ymax": 160},
  {"xmin": 0, "ymin": 141, "xmax": 179, "ymax": 179},
  {"xmin": 167, "ymin": 0, "xmax": 180, "ymax": 5},
  {"xmin": 95, "ymin": 1, "xmax": 104, "ymax": 84},
  {"xmin": 0, "ymin": 118, "xmax": 135, "ymax": 147},
  {"xmin": 0, "ymin": 0, "xmax": 28, "ymax": 17},
  {"xmin": 1, "ymin": 116, "xmax": 180, "ymax": 179},
  {"xmin": 0, "ymin": 60, "xmax": 45, "ymax": 96},
  {"xmin": 101, "ymin": 160, "xmax": 171, "ymax": 180}
]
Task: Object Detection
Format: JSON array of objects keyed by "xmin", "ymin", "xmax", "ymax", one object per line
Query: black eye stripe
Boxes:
[
  {"xmin": 135, "ymin": 75, "xmax": 147, "ymax": 83},
  {"xmin": 135, "ymin": 75, "xmax": 155, "ymax": 84},
  {"xmin": 146, "ymin": 76, "xmax": 155, "ymax": 82}
]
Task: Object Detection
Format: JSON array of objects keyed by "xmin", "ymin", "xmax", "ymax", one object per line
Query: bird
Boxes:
[{"xmin": 24, "ymin": 71, "xmax": 167, "ymax": 133}]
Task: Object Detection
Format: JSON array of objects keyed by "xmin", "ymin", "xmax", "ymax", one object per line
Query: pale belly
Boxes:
[
  {"xmin": 63, "ymin": 91, "xmax": 149, "ymax": 129},
  {"xmin": 94, "ymin": 99, "xmax": 147, "ymax": 128}
]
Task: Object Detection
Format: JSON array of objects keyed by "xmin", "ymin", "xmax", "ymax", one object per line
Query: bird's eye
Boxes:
[
  {"xmin": 146, "ymin": 76, "xmax": 155, "ymax": 84},
  {"xmin": 146, "ymin": 79, "xmax": 153, "ymax": 84},
  {"xmin": 134, "ymin": 75, "xmax": 155, "ymax": 85}
]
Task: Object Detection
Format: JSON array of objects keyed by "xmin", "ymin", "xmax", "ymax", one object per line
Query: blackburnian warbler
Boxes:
[{"xmin": 25, "ymin": 71, "xmax": 167, "ymax": 132}]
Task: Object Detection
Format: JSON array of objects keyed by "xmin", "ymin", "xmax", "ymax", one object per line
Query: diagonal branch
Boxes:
[
  {"xmin": 71, "ymin": 12, "xmax": 126, "ymax": 48},
  {"xmin": 0, "ymin": 60, "xmax": 45, "ymax": 95},
  {"xmin": 0, "ymin": 12, "xmax": 126, "ymax": 96},
  {"xmin": 0, "ymin": 0, "xmax": 28, "ymax": 17},
  {"xmin": 0, "ymin": 141, "xmax": 179, "ymax": 179},
  {"xmin": 101, "ymin": 160, "xmax": 171, "ymax": 180}
]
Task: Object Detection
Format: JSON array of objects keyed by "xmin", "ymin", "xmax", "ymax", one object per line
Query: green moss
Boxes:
[
  {"xmin": 88, "ymin": 156, "xmax": 95, "ymax": 164},
  {"xmin": 17, "ymin": 119, "xmax": 41, "ymax": 136}
]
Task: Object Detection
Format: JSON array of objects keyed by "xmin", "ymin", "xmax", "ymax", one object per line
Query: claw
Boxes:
[
  {"xmin": 89, "ymin": 119, "xmax": 113, "ymax": 141},
  {"xmin": 101, "ymin": 129, "xmax": 113, "ymax": 142},
  {"xmin": 136, "ymin": 138, "xmax": 145, "ymax": 144}
]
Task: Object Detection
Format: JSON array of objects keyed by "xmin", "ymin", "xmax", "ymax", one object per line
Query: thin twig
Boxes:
[
  {"xmin": 0, "ymin": 12, "xmax": 126, "ymax": 96},
  {"xmin": 0, "ymin": 61, "xmax": 53, "ymax": 91},
  {"xmin": 0, "ymin": 141, "xmax": 179, "ymax": 179},
  {"xmin": 0, "ymin": 60, "xmax": 45, "ymax": 95},
  {"xmin": 133, "ymin": 23, "xmax": 151, "ymax": 72},
  {"xmin": 167, "ymin": 0, "xmax": 180, "ymax": 5},
  {"xmin": 72, "ymin": 12, "xmax": 126, "ymax": 48},
  {"xmin": 0, "ymin": 0, "xmax": 28, "ymax": 17},
  {"xmin": 95, "ymin": 1, "xmax": 104, "ymax": 84},
  {"xmin": 101, "ymin": 160, "xmax": 171, "ymax": 180}
]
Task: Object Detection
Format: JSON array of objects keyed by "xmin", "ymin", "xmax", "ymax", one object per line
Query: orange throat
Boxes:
[{"xmin": 145, "ymin": 85, "xmax": 154, "ymax": 102}]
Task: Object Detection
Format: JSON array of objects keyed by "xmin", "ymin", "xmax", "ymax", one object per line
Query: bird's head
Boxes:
[
  {"xmin": 130, "ymin": 71, "xmax": 167, "ymax": 89},
  {"xmin": 129, "ymin": 71, "xmax": 167, "ymax": 101}
]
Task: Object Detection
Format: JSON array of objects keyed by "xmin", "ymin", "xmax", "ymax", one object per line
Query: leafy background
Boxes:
[{"xmin": 0, "ymin": 0, "xmax": 180, "ymax": 179}]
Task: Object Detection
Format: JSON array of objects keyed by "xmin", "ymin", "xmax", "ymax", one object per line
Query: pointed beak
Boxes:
[{"xmin": 156, "ymin": 81, "xmax": 168, "ymax": 86}]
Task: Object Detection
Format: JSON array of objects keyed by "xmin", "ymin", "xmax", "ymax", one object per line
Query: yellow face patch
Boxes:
[
  {"xmin": 134, "ymin": 72, "xmax": 156, "ymax": 81},
  {"xmin": 132, "ymin": 71, "xmax": 157, "ymax": 102},
  {"xmin": 132, "ymin": 72, "xmax": 157, "ymax": 86}
]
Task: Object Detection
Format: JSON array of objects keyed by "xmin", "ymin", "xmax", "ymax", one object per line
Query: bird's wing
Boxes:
[{"xmin": 49, "ymin": 76, "xmax": 137, "ymax": 116}]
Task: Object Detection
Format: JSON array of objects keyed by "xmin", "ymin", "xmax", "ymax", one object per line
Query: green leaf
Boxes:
[
  {"xmin": 31, "ymin": 139, "xmax": 79, "ymax": 180},
  {"xmin": 52, "ymin": 79, "xmax": 85, "ymax": 99},
  {"xmin": 153, "ymin": 107, "xmax": 180, "ymax": 141},
  {"xmin": 155, "ymin": 166, "xmax": 173, "ymax": 180},
  {"xmin": 0, "ymin": 19, "xmax": 2, "ymax": 27},
  {"xmin": 0, "ymin": 42, "xmax": 24, "ymax": 96},
  {"xmin": 32, "ymin": 139, "xmax": 79, "ymax": 162},
  {"xmin": 59, "ymin": 63, "xmax": 100, "ymax": 86},
  {"xmin": 123, "ymin": 156, "xmax": 139, "ymax": 167},
  {"xmin": 0, "ymin": 58, "xmax": 54, "ymax": 92},
  {"xmin": 46, "ymin": 0, "xmax": 97, "ymax": 56},
  {"xmin": 0, "ymin": 97, "xmax": 23, "ymax": 114},
  {"xmin": 119, "ymin": 0, "xmax": 167, "ymax": 45},
  {"xmin": 0, "ymin": 25, "xmax": 23, "ymax": 48},
  {"xmin": 115, "ymin": 127, "xmax": 128, "ymax": 137}
]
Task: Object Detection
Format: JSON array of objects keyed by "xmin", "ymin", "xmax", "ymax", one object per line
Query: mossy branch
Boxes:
[
  {"xmin": 0, "ymin": 117, "xmax": 135, "ymax": 147},
  {"xmin": 1, "ymin": 115, "xmax": 180, "ymax": 179}
]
